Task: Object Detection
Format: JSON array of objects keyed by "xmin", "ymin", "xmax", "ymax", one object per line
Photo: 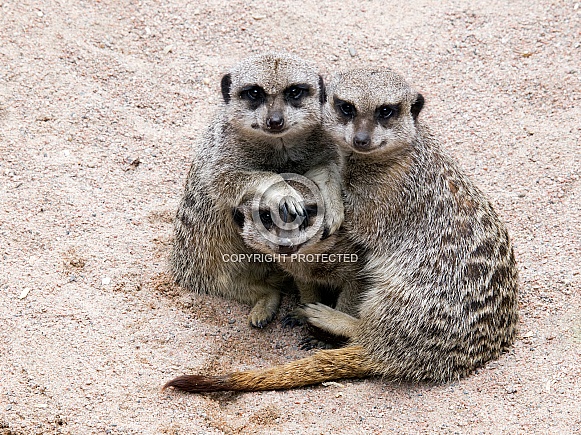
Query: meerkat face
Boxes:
[
  {"xmin": 220, "ymin": 53, "xmax": 325, "ymax": 141},
  {"xmin": 233, "ymin": 202, "xmax": 324, "ymax": 255},
  {"xmin": 323, "ymin": 70, "xmax": 424, "ymax": 155},
  {"xmin": 232, "ymin": 178, "xmax": 335, "ymax": 256}
]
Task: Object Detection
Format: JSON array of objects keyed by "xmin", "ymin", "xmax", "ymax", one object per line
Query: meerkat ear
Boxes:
[
  {"xmin": 411, "ymin": 93, "xmax": 424, "ymax": 120},
  {"xmin": 318, "ymin": 75, "xmax": 327, "ymax": 104},
  {"xmin": 232, "ymin": 207, "xmax": 245, "ymax": 228},
  {"xmin": 221, "ymin": 74, "xmax": 232, "ymax": 104}
]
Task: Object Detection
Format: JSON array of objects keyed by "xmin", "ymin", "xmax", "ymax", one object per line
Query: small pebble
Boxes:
[
  {"xmin": 163, "ymin": 45, "xmax": 174, "ymax": 54},
  {"xmin": 19, "ymin": 288, "xmax": 30, "ymax": 299},
  {"xmin": 505, "ymin": 385, "xmax": 517, "ymax": 394},
  {"xmin": 322, "ymin": 381, "xmax": 344, "ymax": 388},
  {"xmin": 124, "ymin": 157, "xmax": 140, "ymax": 170},
  {"xmin": 102, "ymin": 277, "xmax": 111, "ymax": 286},
  {"xmin": 348, "ymin": 47, "xmax": 357, "ymax": 57}
]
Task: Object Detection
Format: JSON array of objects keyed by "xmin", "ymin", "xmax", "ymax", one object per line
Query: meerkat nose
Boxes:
[
  {"xmin": 353, "ymin": 132, "xmax": 371, "ymax": 149},
  {"xmin": 266, "ymin": 113, "xmax": 285, "ymax": 131}
]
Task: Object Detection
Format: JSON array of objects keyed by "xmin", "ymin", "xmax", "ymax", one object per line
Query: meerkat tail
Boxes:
[{"xmin": 163, "ymin": 345, "xmax": 374, "ymax": 393}]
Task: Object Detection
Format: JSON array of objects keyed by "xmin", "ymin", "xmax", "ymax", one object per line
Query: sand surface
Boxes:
[{"xmin": 1, "ymin": 0, "xmax": 580, "ymax": 433}]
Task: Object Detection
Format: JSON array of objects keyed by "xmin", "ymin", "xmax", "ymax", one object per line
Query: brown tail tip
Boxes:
[{"xmin": 163, "ymin": 374, "xmax": 232, "ymax": 393}]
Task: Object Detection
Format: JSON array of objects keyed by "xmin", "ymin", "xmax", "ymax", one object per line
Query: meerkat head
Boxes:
[
  {"xmin": 220, "ymin": 53, "xmax": 325, "ymax": 141},
  {"xmin": 233, "ymin": 201, "xmax": 322, "ymax": 256},
  {"xmin": 232, "ymin": 180, "xmax": 335, "ymax": 256},
  {"xmin": 323, "ymin": 69, "xmax": 424, "ymax": 155}
]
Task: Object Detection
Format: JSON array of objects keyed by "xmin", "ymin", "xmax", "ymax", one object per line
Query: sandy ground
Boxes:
[{"xmin": 1, "ymin": 0, "xmax": 580, "ymax": 433}]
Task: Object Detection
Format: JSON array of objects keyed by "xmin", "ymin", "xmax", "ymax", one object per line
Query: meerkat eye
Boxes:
[
  {"xmin": 288, "ymin": 87, "xmax": 303, "ymax": 99},
  {"xmin": 335, "ymin": 99, "xmax": 356, "ymax": 118},
  {"xmin": 259, "ymin": 210, "xmax": 274, "ymax": 229},
  {"xmin": 286, "ymin": 86, "xmax": 305, "ymax": 99},
  {"xmin": 240, "ymin": 86, "xmax": 265, "ymax": 102},
  {"xmin": 378, "ymin": 106, "xmax": 393, "ymax": 119},
  {"xmin": 376, "ymin": 105, "xmax": 399, "ymax": 121},
  {"xmin": 284, "ymin": 84, "xmax": 310, "ymax": 105},
  {"xmin": 340, "ymin": 104, "xmax": 355, "ymax": 116}
]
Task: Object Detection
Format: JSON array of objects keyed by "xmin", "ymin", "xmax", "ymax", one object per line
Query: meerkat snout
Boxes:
[
  {"xmin": 265, "ymin": 111, "xmax": 285, "ymax": 132},
  {"xmin": 353, "ymin": 131, "xmax": 371, "ymax": 150}
]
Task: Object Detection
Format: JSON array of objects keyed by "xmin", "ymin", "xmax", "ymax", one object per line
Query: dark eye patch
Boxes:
[
  {"xmin": 232, "ymin": 208, "xmax": 245, "ymax": 228},
  {"xmin": 239, "ymin": 85, "xmax": 266, "ymax": 109},
  {"xmin": 375, "ymin": 104, "xmax": 399, "ymax": 124},
  {"xmin": 334, "ymin": 97, "xmax": 357, "ymax": 119},
  {"xmin": 284, "ymin": 84, "xmax": 311, "ymax": 106},
  {"xmin": 304, "ymin": 204, "xmax": 318, "ymax": 219}
]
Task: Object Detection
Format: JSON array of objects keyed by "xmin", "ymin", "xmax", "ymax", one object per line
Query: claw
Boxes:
[
  {"xmin": 249, "ymin": 311, "xmax": 276, "ymax": 329},
  {"xmin": 281, "ymin": 313, "xmax": 305, "ymax": 328},
  {"xmin": 299, "ymin": 336, "xmax": 335, "ymax": 350},
  {"xmin": 298, "ymin": 203, "xmax": 307, "ymax": 217},
  {"xmin": 299, "ymin": 336, "xmax": 317, "ymax": 350},
  {"xmin": 290, "ymin": 198, "xmax": 302, "ymax": 221},
  {"xmin": 279, "ymin": 202, "xmax": 289, "ymax": 223}
]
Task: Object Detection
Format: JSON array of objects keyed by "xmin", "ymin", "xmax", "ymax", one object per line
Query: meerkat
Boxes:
[
  {"xmin": 164, "ymin": 69, "xmax": 519, "ymax": 392},
  {"xmin": 170, "ymin": 53, "xmax": 344, "ymax": 328}
]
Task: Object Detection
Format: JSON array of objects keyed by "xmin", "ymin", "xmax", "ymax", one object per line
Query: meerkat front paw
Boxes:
[
  {"xmin": 248, "ymin": 292, "xmax": 281, "ymax": 328},
  {"xmin": 261, "ymin": 183, "xmax": 308, "ymax": 228},
  {"xmin": 303, "ymin": 166, "xmax": 344, "ymax": 238},
  {"xmin": 321, "ymin": 199, "xmax": 344, "ymax": 239}
]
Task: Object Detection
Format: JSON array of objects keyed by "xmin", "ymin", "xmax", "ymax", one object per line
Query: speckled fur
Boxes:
[
  {"xmin": 165, "ymin": 69, "xmax": 518, "ymax": 392},
  {"xmin": 170, "ymin": 53, "xmax": 343, "ymax": 327}
]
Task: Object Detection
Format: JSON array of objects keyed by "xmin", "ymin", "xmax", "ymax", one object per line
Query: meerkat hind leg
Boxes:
[
  {"xmin": 282, "ymin": 282, "xmax": 337, "ymax": 328},
  {"xmin": 298, "ymin": 303, "xmax": 358, "ymax": 339},
  {"xmin": 299, "ymin": 324, "xmax": 350, "ymax": 350}
]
